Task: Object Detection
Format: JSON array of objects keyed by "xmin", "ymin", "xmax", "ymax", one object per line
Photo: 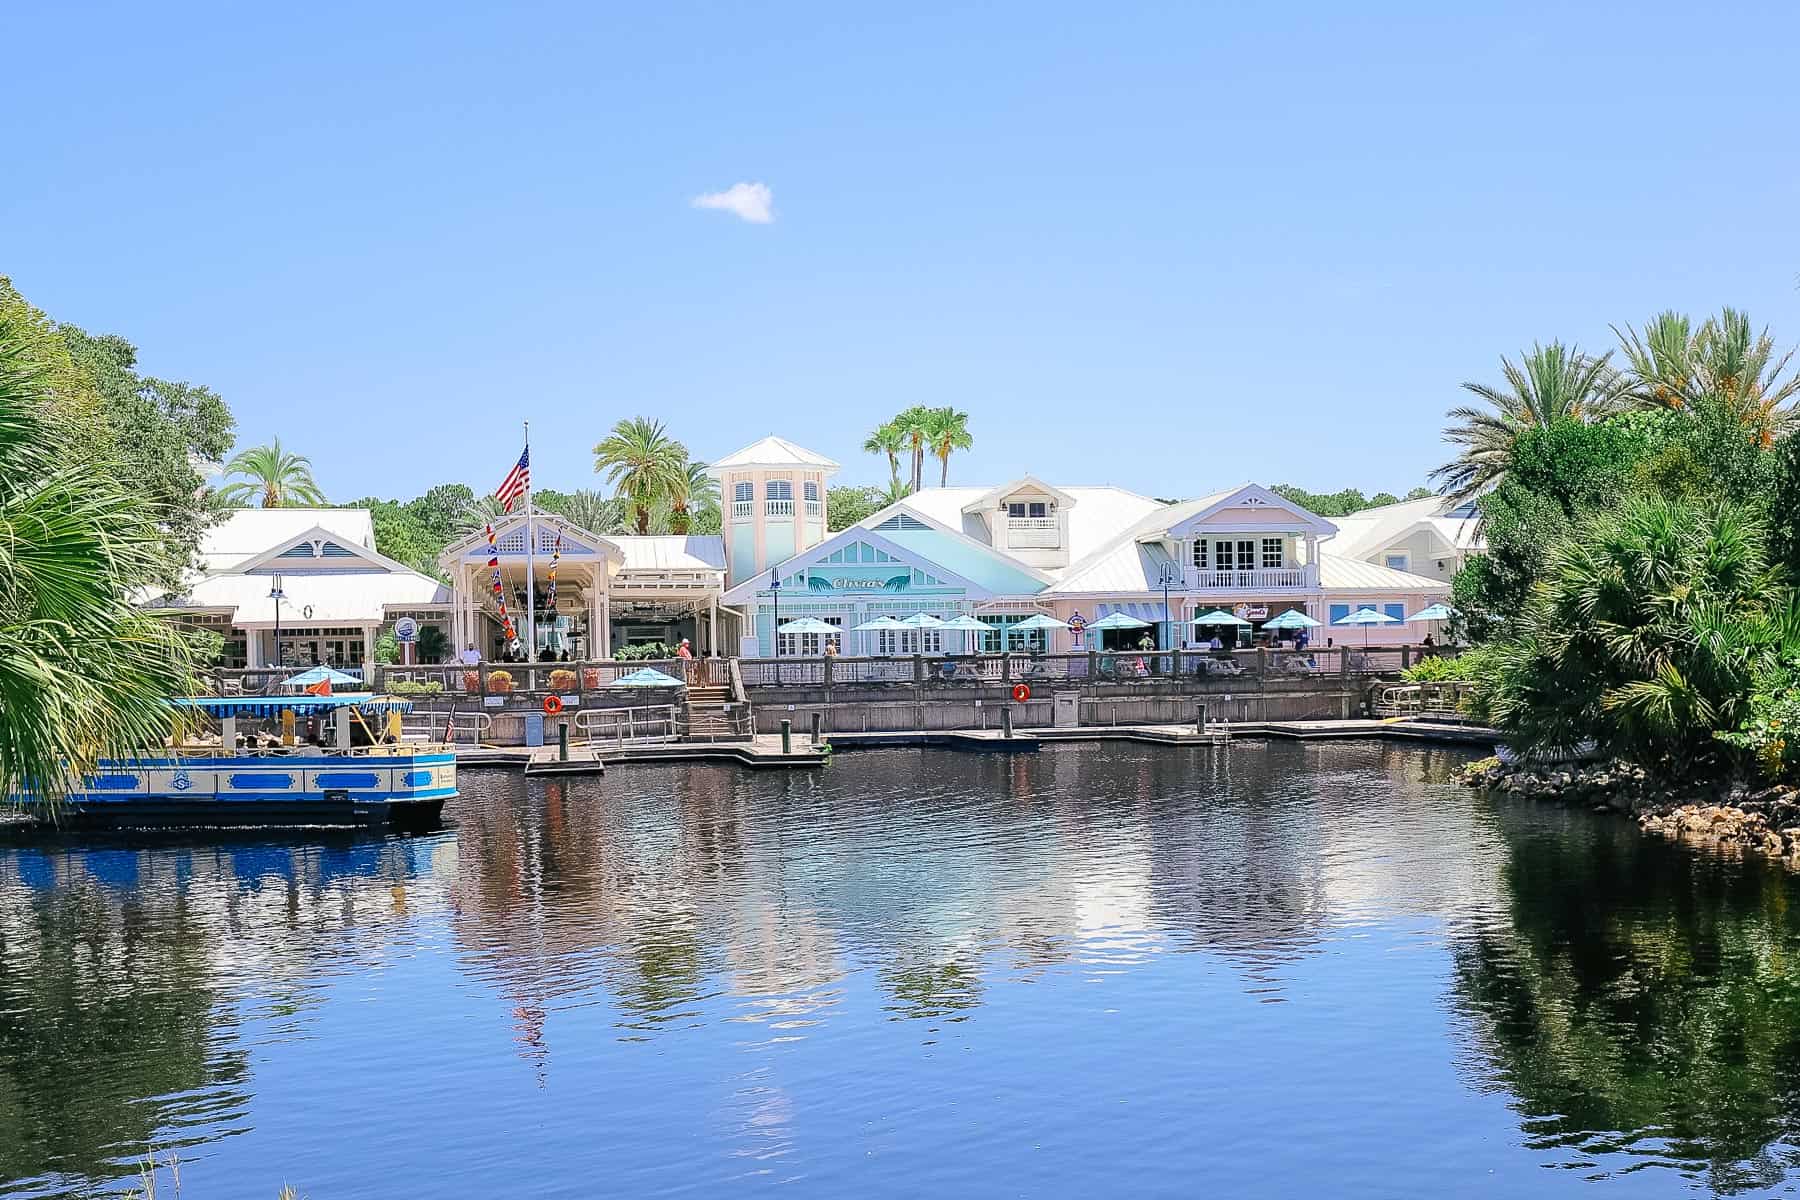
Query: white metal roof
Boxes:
[
  {"xmin": 890, "ymin": 484, "xmax": 1164, "ymax": 576},
  {"xmin": 1316, "ymin": 554, "xmax": 1448, "ymax": 592},
  {"xmin": 614, "ymin": 536, "xmax": 727, "ymax": 572},
  {"xmin": 201, "ymin": 508, "xmax": 374, "ymax": 572},
  {"xmin": 172, "ymin": 569, "xmax": 450, "ymax": 625},
  {"xmin": 707, "ymin": 435, "xmax": 840, "ymax": 472}
]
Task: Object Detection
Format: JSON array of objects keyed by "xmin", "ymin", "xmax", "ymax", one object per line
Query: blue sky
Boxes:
[{"xmin": 6, "ymin": 3, "xmax": 1799, "ymax": 502}]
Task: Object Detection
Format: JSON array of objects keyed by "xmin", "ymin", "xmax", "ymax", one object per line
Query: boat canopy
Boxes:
[{"xmin": 170, "ymin": 694, "xmax": 415, "ymax": 719}]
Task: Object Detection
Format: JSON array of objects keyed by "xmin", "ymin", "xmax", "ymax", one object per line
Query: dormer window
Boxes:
[{"xmin": 1007, "ymin": 501, "xmax": 1048, "ymax": 519}]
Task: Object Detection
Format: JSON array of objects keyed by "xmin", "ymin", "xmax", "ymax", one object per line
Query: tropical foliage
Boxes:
[
  {"xmin": 593, "ymin": 417, "xmax": 705, "ymax": 535},
  {"xmin": 865, "ymin": 405, "xmax": 975, "ymax": 489},
  {"xmin": 218, "ymin": 439, "xmax": 326, "ymax": 508},
  {"xmin": 1270, "ymin": 484, "xmax": 1431, "ymax": 517},
  {"xmin": 0, "ymin": 310, "xmax": 201, "ymax": 808},
  {"xmin": 1446, "ymin": 309, "xmax": 1800, "ymax": 787}
]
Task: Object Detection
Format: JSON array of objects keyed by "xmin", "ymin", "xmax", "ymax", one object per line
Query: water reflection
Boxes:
[
  {"xmin": 5, "ymin": 743, "xmax": 1800, "ymax": 1196},
  {"xmin": 1450, "ymin": 802, "xmax": 1800, "ymax": 1192}
]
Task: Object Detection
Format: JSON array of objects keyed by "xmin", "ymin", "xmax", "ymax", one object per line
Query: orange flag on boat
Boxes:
[{"xmin": 304, "ymin": 679, "xmax": 332, "ymax": 697}]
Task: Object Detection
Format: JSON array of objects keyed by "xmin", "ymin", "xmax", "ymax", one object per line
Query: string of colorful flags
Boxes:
[
  {"xmin": 484, "ymin": 523, "xmax": 517, "ymax": 644},
  {"xmin": 543, "ymin": 527, "xmax": 563, "ymax": 613}
]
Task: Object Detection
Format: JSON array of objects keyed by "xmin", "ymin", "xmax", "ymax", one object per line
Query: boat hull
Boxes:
[{"xmin": 37, "ymin": 752, "xmax": 456, "ymax": 830}]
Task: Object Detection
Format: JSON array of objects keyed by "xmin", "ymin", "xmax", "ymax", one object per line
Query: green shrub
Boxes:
[
  {"xmin": 1716, "ymin": 667, "xmax": 1800, "ymax": 783},
  {"xmin": 387, "ymin": 680, "xmax": 443, "ymax": 697},
  {"xmin": 1400, "ymin": 654, "xmax": 1470, "ymax": 683},
  {"xmin": 614, "ymin": 641, "xmax": 675, "ymax": 661}
]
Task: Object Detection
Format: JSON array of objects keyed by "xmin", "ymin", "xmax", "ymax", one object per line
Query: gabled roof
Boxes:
[
  {"xmin": 959, "ymin": 475, "xmax": 1079, "ymax": 514},
  {"xmin": 1158, "ymin": 484, "xmax": 1339, "ymax": 539},
  {"xmin": 232, "ymin": 525, "xmax": 411, "ymax": 577},
  {"xmin": 721, "ymin": 523, "xmax": 1035, "ymax": 605},
  {"xmin": 200, "ymin": 508, "xmax": 374, "ymax": 572},
  {"xmin": 707, "ymin": 435, "xmax": 840, "ymax": 473},
  {"xmin": 875, "ymin": 484, "xmax": 1164, "ymax": 577},
  {"xmin": 438, "ymin": 510, "xmax": 624, "ymax": 566}
]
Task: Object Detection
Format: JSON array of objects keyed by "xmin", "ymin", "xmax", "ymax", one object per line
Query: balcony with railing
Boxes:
[
  {"xmin": 804, "ymin": 499, "xmax": 822, "ymax": 518},
  {"xmin": 765, "ymin": 498, "xmax": 794, "ymax": 517},
  {"xmin": 731, "ymin": 501, "xmax": 754, "ymax": 520},
  {"xmin": 1188, "ymin": 566, "xmax": 1313, "ymax": 591},
  {"xmin": 1003, "ymin": 517, "xmax": 1061, "ymax": 549}
]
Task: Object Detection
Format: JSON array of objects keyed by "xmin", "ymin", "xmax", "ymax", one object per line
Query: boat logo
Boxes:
[{"xmin": 171, "ymin": 770, "xmax": 194, "ymax": 792}]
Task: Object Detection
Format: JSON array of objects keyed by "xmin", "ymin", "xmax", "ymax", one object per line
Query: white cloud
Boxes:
[{"xmin": 691, "ymin": 181, "xmax": 775, "ymax": 224}]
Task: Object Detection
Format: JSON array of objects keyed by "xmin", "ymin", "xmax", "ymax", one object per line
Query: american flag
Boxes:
[{"xmin": 495, "ymin": 447, "xmax": 530, "ymax": 512}]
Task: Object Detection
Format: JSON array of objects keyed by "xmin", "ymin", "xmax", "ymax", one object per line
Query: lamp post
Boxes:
[
  {"xmin": 1158, "ymin": 561, "xmax": 1180, "ymax": 657},
  {"xmin": 769, "ymin": 569, "xmax": 781, "ymax": 657},
  {"xmin": 268, "ymin": 574, "xmax": 286, "ymax": 668}
]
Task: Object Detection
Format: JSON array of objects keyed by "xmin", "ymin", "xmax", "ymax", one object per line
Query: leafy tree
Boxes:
[
  {"xmin": 828, "ymin": 485, "xmax": 884, "ymax": 531},
  {"xmin": 1432, "ymin": 342, "xmax": 1620, "ymax": 503},
  {"xmin": 418, "ymin": 623, "xmax": 451, "ymax": 664},
  {"xmin": 354, "ymin": 497, "xmax": 442, "ymax": 575},
  {"xmin": 218, "ymin": 438, "xmax": 326, "ymax": 507},
  {"xmin": 593, "ymin": 417, "xmax": 686, "ymax": 535},
  {"xmin": 0, "ymin": 312, "xmax": 200, "ymax": 808},
  {"xmin": 924, "ymin": 406, "xmax": 974, "ymax": 487},
  {"xmin": 1269, "ymin": 484, "xmax": 1427, "ymax": 517},
  {"xmin": 57, "ymin": 327, "xmax": 234, "ymax": 585}
]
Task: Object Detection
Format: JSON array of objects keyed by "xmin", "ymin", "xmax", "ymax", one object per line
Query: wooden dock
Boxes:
[{"xmin": 456, "ymin": 718, "xmax": 1497, "ymax": 778}]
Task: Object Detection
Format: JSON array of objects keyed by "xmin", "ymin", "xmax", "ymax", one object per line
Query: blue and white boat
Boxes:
[{"xmin": 36, "ymin": 694, "xmax": 456, "ymax": 830}]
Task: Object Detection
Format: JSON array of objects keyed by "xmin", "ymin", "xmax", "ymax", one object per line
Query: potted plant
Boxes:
[
  {"xmin": 582, "ymin": 666, "xmax": 602, "ymax": 689},
  {"xmin": 548, "ymin": 668, "xmax": 577, "ymax": 692},
  {"xmin": 462, "ymin": 670, "xmax": 481, "ymax": 693},
  {"xmin": 486, "ymin": 669, "xmax": 514, "ymax": 695}
]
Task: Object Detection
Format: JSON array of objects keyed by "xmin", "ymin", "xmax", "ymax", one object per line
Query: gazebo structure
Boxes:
[{"xmin": 437, "ymin": 512, "xmax": 729, "ymax": 660}]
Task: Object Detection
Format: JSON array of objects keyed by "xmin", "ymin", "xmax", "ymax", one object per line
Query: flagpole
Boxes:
[{"xmin": 523, "ymin": 422, "xmax": 537, "ymax": 663}]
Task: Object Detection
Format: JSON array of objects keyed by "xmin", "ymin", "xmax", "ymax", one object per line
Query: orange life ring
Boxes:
[
  {"xmin": 543, "ymin": 694, "xmax": 564, "ymax": 716},
  {"xmin": 1011, "ymin": 683, "xmax": 1031, "ymax": 704}
]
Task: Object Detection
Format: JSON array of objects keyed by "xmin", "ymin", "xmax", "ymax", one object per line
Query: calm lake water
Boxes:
[{"xmin": 4, "ymin": 743, "xmax": 1800, "ymax": 1197}]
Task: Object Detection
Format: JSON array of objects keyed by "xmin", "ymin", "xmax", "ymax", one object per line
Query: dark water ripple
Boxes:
[{"xmin": 2, "ymin": 742, "xmax": 1800, "ymax": 1196}]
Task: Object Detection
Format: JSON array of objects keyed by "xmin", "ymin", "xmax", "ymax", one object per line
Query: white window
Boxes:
[
  {"xmin": 804, "ymin": 480, "xmax": 820, "ymax": 501},
  {"xmin": 733, "ymin": 481, "xmax": 753, "ymax": 503},
  {"xmin": 1192, "ymin": 538, "xmax": 1209, "ymax": 569},
  {"xmin": 1006, "ymin": 500, "xmax": 1049, "ymax": 519},
  {"xmin": 1007, "ymin": 502, "xmax": 1026, "ymax": 518},
  {"xmin": 1237, "ymin": 540, "xmax": 1255, "ymax": 571},
  {"xmin": 766, "ymin": 479, "xmax": 793, "ymax": 500},
  {"xmin": 1214, "ymin": 540, "xmax": 1234, "ymax": 571},
  {"xmin": 1385, "ymin": 553, "xmax": 1408, "ymax": 571},
  {"xmin": 1262, "ymin": 538, "xmax": 1283, "ymax": 569},
  {"xmin": 875, "ymin": 627, "xmax": 940, "ymax": 655}
]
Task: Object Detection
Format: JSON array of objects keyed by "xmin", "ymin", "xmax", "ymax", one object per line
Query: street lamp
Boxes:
[
  {"xmin": 769, "ymin": 568, "xmax": 781, "ymax": 657},
  {"xmin": 1158, "ymin": 561, "xmax": 1181, "ymax": 665},
  {"xmin": 268, "ymin": 574, "xmax": 286, "ymax": 668}
]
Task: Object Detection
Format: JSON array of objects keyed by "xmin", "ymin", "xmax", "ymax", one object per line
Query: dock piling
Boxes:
[{"xmin": 780, "ymin": 718, "xmax": 792, "ymax": 755}]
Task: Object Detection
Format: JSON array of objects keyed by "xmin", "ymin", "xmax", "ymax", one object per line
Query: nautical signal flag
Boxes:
[{"xmin": 495, "ymin": 447, "xmax": 529, "ymax": 512}]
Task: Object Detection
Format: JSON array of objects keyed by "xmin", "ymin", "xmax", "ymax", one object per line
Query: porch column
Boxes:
[
  {"xmin": 363, "ymin": 625, "xmax": 376, "ymax": 674},
  {"xmin": 709, "ymin": 595, "xmax": 718, "ymax": 656},
  {"xmin": 246, "ymin": 627, "xmax": 263, "ymax": 668}
]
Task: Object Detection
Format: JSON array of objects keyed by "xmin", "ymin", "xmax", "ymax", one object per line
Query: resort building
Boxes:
[
  {"xmin": 1317, "ymin": 494, "xmax": 1484, "ymax": 584},
  {"xmin": 719, "ymin": 446, "xmax": 1457, "ymax": 655},
  {"xmin": 146, "ymin": 436, "xmax": 1463, "ymax": 669},
  {"xmin": 147, "ymin": 508, "xmax": 452, "ymax": 669},
  {"xmin": 437, "ymin": 517, "xmax": 727, "ymax": 659}
]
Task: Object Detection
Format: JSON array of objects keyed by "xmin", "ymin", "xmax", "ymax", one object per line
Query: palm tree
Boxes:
[
  {"xmin": 1431, "ymin": 343, "xmax": 1620, "ymax": 504},
  {"xmin": 217, "ymin": 439, "xmax": 326, "ymax": 508},
  {"xmin": 0, "ymin": 315, "xmax": 199, "ymax": 809},
  {"xmin": 668, "ymin": 459, "xmax": 718, "ymax": 535},
  {"xmin": 537, "ymin": 488, "xmax": 624, "ymax": 535},
  {"xmin": 893, "ymin": 406, "xmax": 934, "ymax": 492},
  {"xmin": 452, "ymin": 493, "xmax": 507, "ymax": 537},
  {"xmin": 862, "ymin": 421, "xmax": 907, "ymax": 494},
  {"xmin": 1618, "ymin": 309, "xmax": 1800, "ymax": 447},
  {"xmin": 593, "ymin": 417, "xmax": 687, "ymax": 535},
  {"xmin": 925, "ymin": 407, "xmax": 973, "ymax": 487}
]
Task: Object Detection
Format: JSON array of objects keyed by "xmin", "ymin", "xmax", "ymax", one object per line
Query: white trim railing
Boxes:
[
  {"xmin": 731, "ymin": 501, "xmax": 754, "ymax": 520},
  {"xmin": 1004, "ymin": 517, "xmax": 1061, "ymax": 549},
  {"xmin": 1187, "ymin": 567, "xmax": 1309, "ymax": 591},
  {"xmin": 765, "ymin": 498, "xmax": 794, "ymax": 517}
]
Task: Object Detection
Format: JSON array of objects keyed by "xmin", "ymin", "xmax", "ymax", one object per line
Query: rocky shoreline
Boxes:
[{"xmin": 1456, "ymin": 756, "xmax": 1800, "ymax": 869}]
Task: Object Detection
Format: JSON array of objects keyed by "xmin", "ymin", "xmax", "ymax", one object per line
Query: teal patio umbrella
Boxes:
[
  {"xmin": 1407, "ymin": 602, "xmax": 1456, "ymax": 648},
  {"xmin": 938, "ymin": 613, "xmax": 992, "ymax": 654},
  {"xmin": 1262, "ymin": 610, "xmax": 1321, "ymax": 630},
  {"xmin": 776, "ymin": 617, "xmax": 840, "ymax": 634},
  {"xmin": 1332, "ymin": 606, "xmax": 1399, "ymax": 649},
  {"xmin": 281, "ymin": 666, "xmax": 364, "ymax": 688},
  {"xmin": 1009, "ymin": 612, "xmax": 1069, "ymax": 652},
  {"xmin": 1086, "ymin": 611, "xmax": 1150, "ymax": 630},
  {"xmin": 610, "ymin": 667, "xmax": 686, "ymax": 688}
]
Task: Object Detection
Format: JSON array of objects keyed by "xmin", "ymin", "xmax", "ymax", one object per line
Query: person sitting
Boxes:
[
  {"xmin": 1208, "ymin": 633, "xmax": 1225, "ymax": 652},
  {"xmin": 1421, "ymin": 632, "xmax": 1437, "ymax": 655}
]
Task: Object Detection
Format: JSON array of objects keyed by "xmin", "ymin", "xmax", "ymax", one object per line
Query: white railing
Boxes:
[
  {"xmin": 804, "ymin": 500, "xmax": 822, "ymax": 518},
  {"xmin": 574, "ymin": 704, "xmax": 682, "ymax": 745},
  {"xmin": 731, "ymin": 501, "xmax": 754, "ymax": 520},
  {"xmin": 1188, "ymin": 567, "xmax": 1309, "ymax": 591},
  {"xmin": 766, "ymin": 498, "xmax": 794, "ymax": 517},
  {"xmin": 1004, "ymin": 518, "xmax": 1061, "ymax": 549}
]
